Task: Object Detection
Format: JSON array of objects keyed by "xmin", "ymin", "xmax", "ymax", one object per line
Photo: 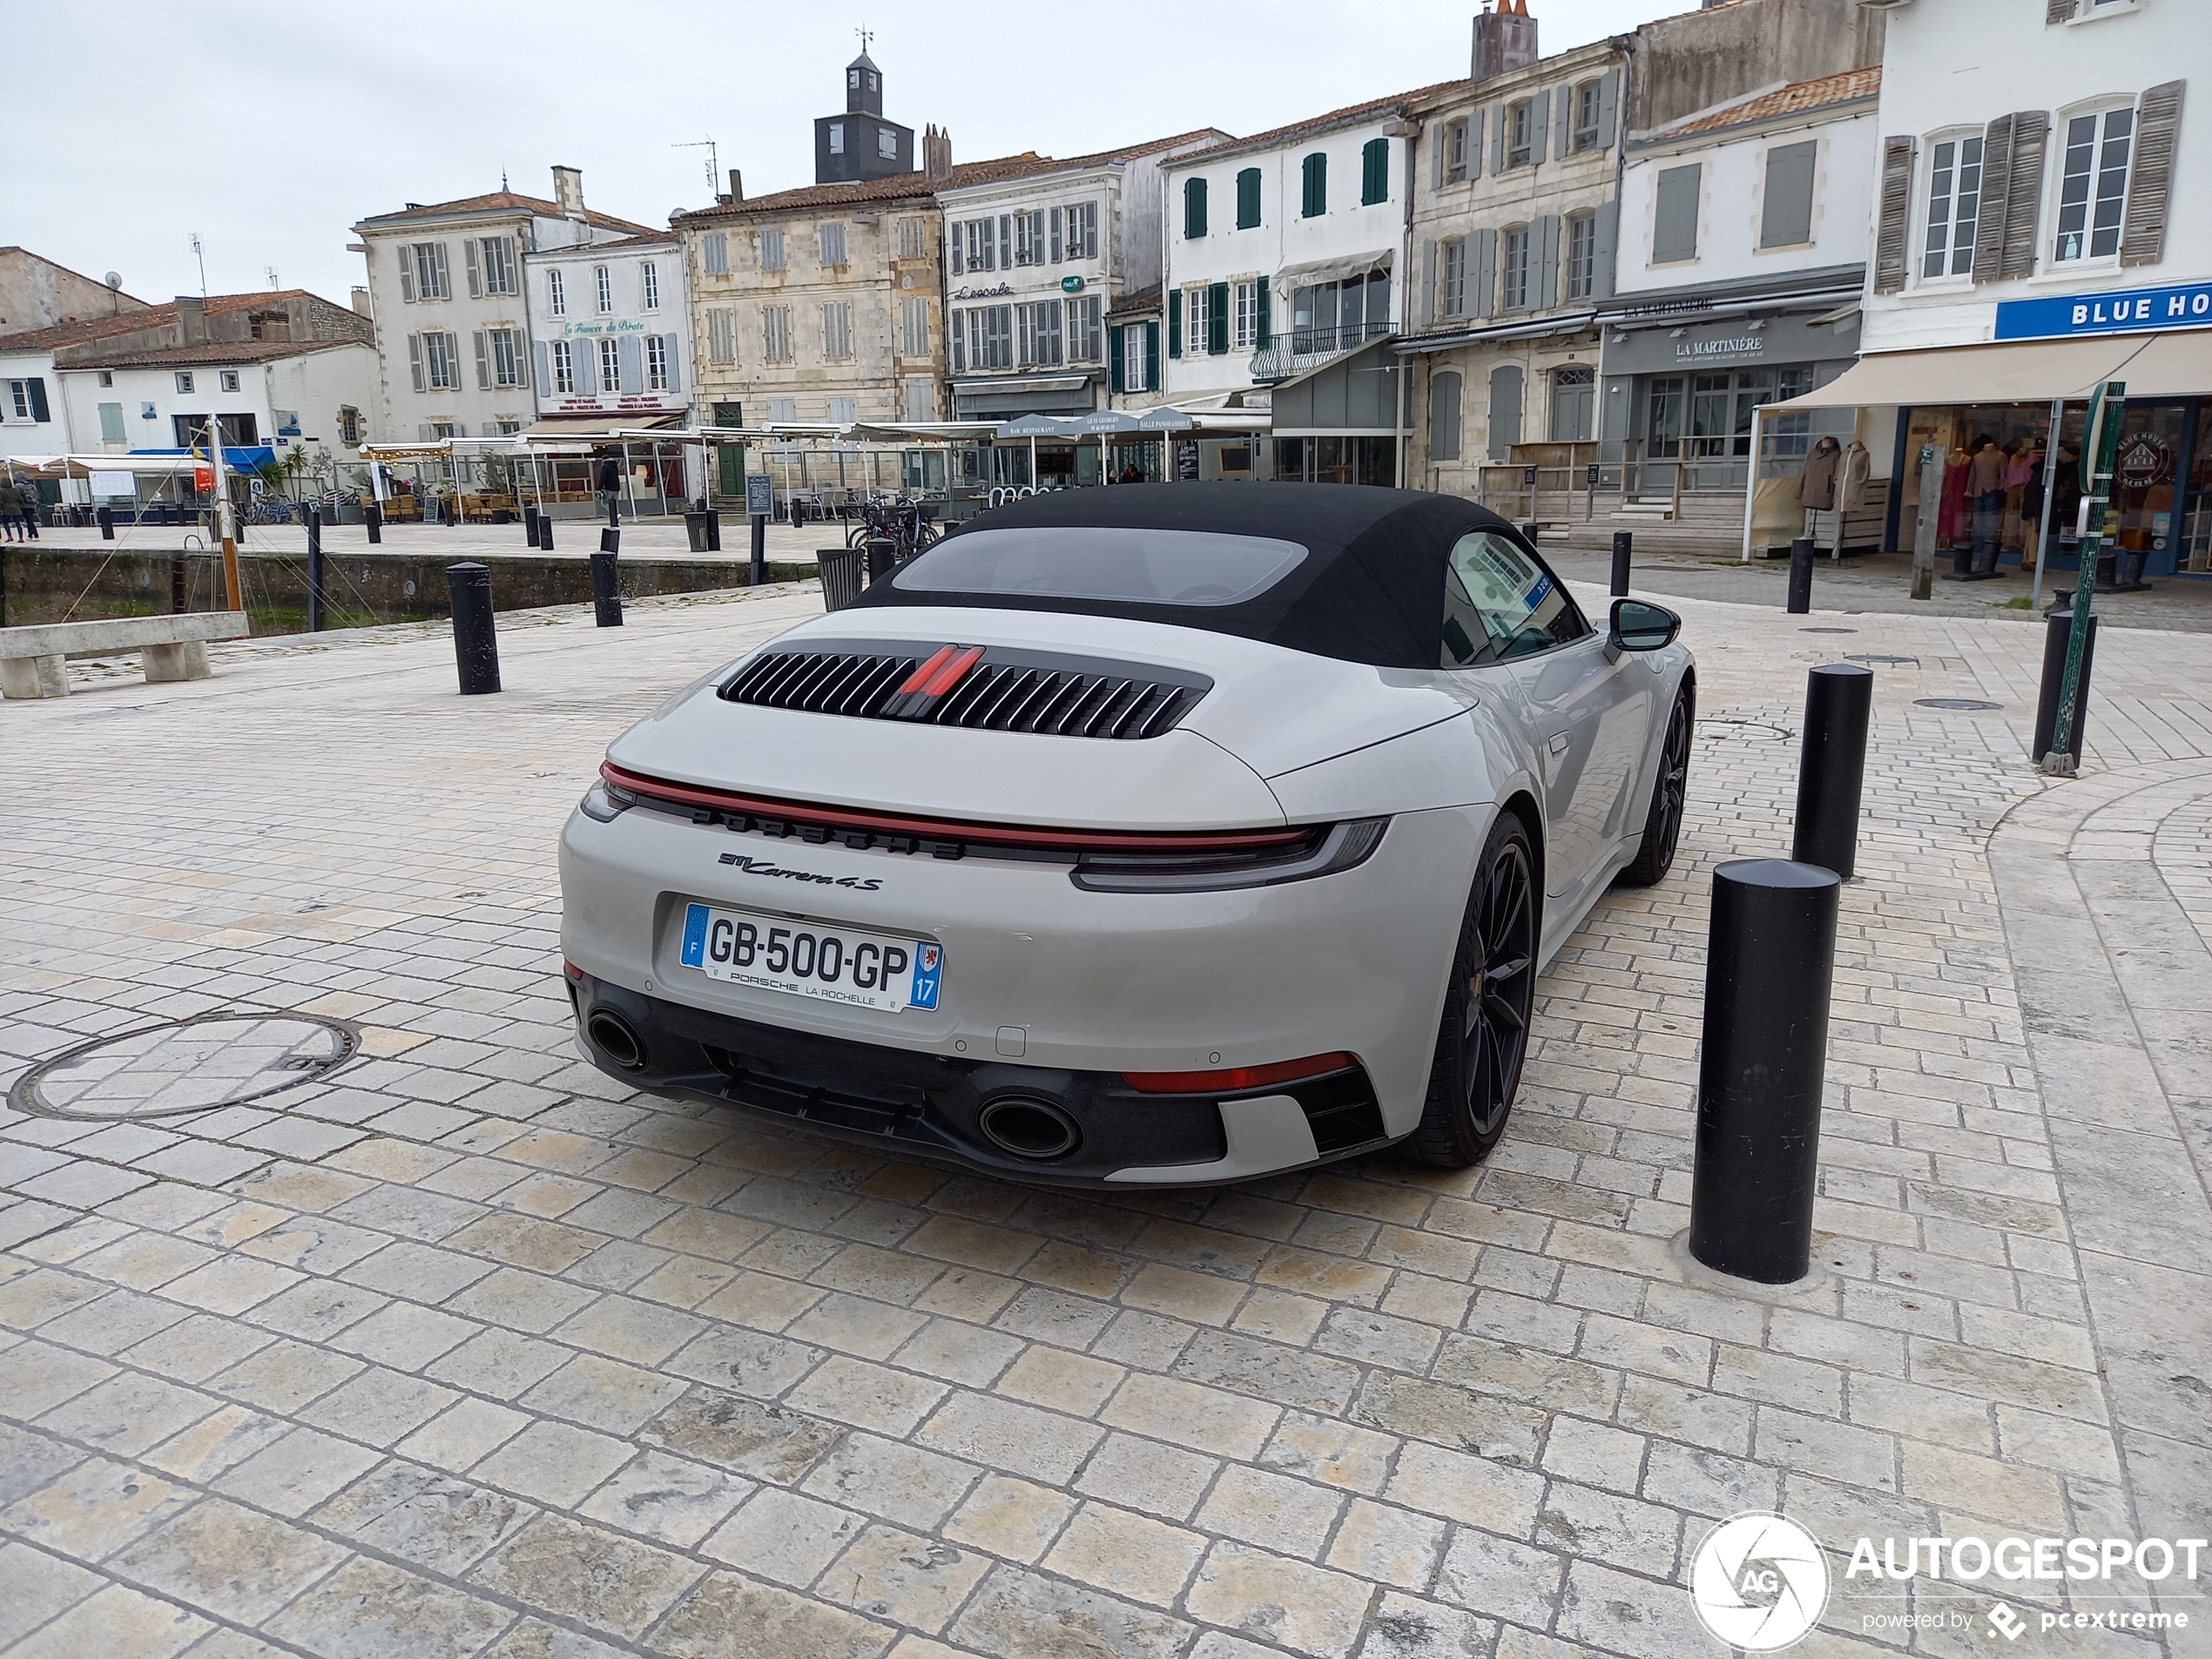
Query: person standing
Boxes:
[{"xmin": 0, "ymin": 471, "xmax": 24, "ymax": 541}]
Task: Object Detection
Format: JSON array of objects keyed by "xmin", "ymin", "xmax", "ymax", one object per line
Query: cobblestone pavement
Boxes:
[{"xmin": 2, "ymin": 578, "xmax": 2208, "ymax": 1659}]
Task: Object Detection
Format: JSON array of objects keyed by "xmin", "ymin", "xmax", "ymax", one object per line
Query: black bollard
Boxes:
[
  {"xmin": 1791, "ymin": 664, "xmax": 1873, "ymax": 879},
  {"xmin": 2032, "ymin": 605, "xmax": 2100, "ymax": 767},
  {"xmin": 170, "ymin": 555, "xmax": 185, "ymax": 615},
  {"xmin": 865, "ymin": 536, "xmax": 898, "ymax": 586},
  {"xmin": 523, "ymin": 503, "xmax": 540, "ymax": 548},
  {"xmin": 307, "ymin": 506, "xmax": 326, "ymax": 632},
  {"xmin": 750, "ymin": 513, "xmax": 765, "ymax": 587},
  {"xmin": 1689, "ymin": 858, "xmax": 1841, "ymax": 1284},
  {"xmin": 600, "ymin": 525, "xmax": 620, "ymax": 555},
  {"xmin": 705, "ymin": 509, "xmax": 722, "ymax": 552},
  {"xmin": 1786, "ymin": 536, "xmax": 1815, "ymax": 615},
  {"xmin": 1521, "ymin": 521, "xmax": 1539, "ymax": 545},
  {"xmin": 1610, "ymin": 530, "xmax": 1632, "ymax": 598},
  {"xmin": 365, "ymin": 502, "xmax": 382, "ymax": 545},
  {"xmin": 445, "ymin": 562, "xmax": 501, "ymax": 694},
  {"xmin": 98, "ymin": 506, "xmax": 114, "ymax": 541},
  {"xmin": 685, "ymin": 509, "xmax": 709, "ymax": 553},
  {"xmin": 590, "ymin": 548, "xmax": 623, "ymax": 627}
]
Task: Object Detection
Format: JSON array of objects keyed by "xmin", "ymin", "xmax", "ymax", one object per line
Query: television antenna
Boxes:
[
  {"xmin": 673, "ymin": 137, "xmax": 719, "ymax": 192},
  {"xmin": 189, "ymin": 233, "xmax": 206, "ymax": 295},
  {"xmin": 265, "ymin": 265, "xmax": 280, "ymax": 290}
]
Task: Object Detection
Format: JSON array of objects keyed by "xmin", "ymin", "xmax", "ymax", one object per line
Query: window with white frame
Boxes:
[
  {"xmin": 1021, "ymin": 299, "xmax": 1062, "ymax": 366},
  {"xmin": 548, "ymin": 267, "xmax": 566, "ymax": 315},
  {"xmin": 877, "ymin": 128, "xmax": 897, "ymax": 159},
  {"xmin": 1015, "ymin": 211, "xmax": 1040, "ymax": 266},
  {"xmin": 595, "ymin": 266, "xmax": 613, "ymax": 314},
  {"xmin": 702, "ymin": 232, "xmax": 729, "ymax": 276},
  {"xmin": 2053, "ymin": 105, "xmax": 2134, "ymax": 263},
  {"xmin": 176, "ymin": 370, "xmax": 195, "ymax": 394},
  {"xmin": 489, "ymin": 327, "xmax": 523, "ymax": 388},
  {"xmin": 597, "ymin": 337, "xmax": 622, "ymax": 392},
  {"xmin": 550, "ymin": 339, "xmax": 575, "ymax": 393},
  {"xmin": 759, "ymin": 228, "xmax": 785, "ymax": 271},
  {"xmin": 1565, "ymin": 212, "xmax": 1596, "ymax": 300},
  {"xmin": 1501, "ymin": 226, "xmax": 1531, "ymax": 309},
  {"xmin": 822, "ymin": 301, "xmax": 853, "ymax": 360},
  {"xmin": 646, "ymin": 334, "xmax": 670, "ymax": 391},
  {"xmin": 1068, "ymin": 295, "xmax": 1103, "ymax": 361},
  {"xmin": 424, "ymin": 330, "xmax": 458, "ymax": 389},
  {"xmin": 962, "ymin": 219, "xmax": 996, "ymax": 272},
  {"xmin": 900, "ymin": 296, "xmax": 930, "ymax": 358},
  {"xmin": 413, "ymin": 242, "xmax": 449, "ymax": 300},
  {"xmin": 828, "ymin": 123, "xmax": 845, "ymax": 155},
  {"xmin": 819, "ymin": 223, "xmax": 847, "ymax": 266},
  {"xmin": 1122, "ymin": 327, "xmax": 1150, "ymax": 392},
  {"xmin": 1065, "ymin": 200, "xmax": 1098, "ymax": 260},
  {"xmin": 1446, "ymin": 118, "xmax": 1471, "ymax": 183},
  {"xmin": 1921, "ymin": 132, "xmax": 1983, "ymax": 280},
  {"xmin": 1440, "ymin": 239, "xmax": 1467, "ymax": 317},
  {"xmin": 1507, "ymin": 101, "xmax": 1534, "ymax": 167},
  {"xmin": 898, "ymin": 217, "xmax": 927, "ymax": 260},
  {"xmin": 769, "ymin": 396, "xmax": 797, "ymax": 424},
  {"xmin": 481, "ymin": 236, "xmax": 516, "ymax": 294},
  {"xmin": 763, "ymin": 306, "xmax": 792, "ymax": 363},
  {"xmin": 707, "ymin": 307, "xmax": 735, "ymax": 363},
  {"xmin": 1233, "ymin": 280, "xmax": 1258, "ymax": 349},
  {"xmin": 952, "ymin": 306, "xmax": 1014, "ymax": 373},
  {"xmin": 219, "ymin": 369, "xmax": 240, "ymax": 393},
  {"xmin": 642, "ymin": 261, "xmax": 659, "ymax": 310},
  {"xmin": 1573, "ymin": 82, "xmax": 1603, "ymax": 152}
]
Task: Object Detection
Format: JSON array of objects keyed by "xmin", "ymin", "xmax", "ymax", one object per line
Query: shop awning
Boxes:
[
  {"xmin": 1276, "ymin": 249, "xmax": 1394, "ymax": 291},
  {"xmin": 1772, "ymin": 328, "xmax": 2211, "ymax": 410},
  {"xmin": 518, "ymin": 414, "xmax": 686, "ymax": 439}
]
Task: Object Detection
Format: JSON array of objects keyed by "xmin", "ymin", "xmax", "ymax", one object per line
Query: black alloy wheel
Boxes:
[
  {"xmin": 1409, "ymin": 813, "xmax": 1539, "ymax": 1168},
  {"xmin": 1618, "ymin": 685, "xmax": 1694, "ymax": 888}
]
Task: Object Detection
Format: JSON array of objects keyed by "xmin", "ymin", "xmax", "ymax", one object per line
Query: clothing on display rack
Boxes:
[{"xmin": 1797, "ymin": 435, "xmax": 1842, "ymax": 512}]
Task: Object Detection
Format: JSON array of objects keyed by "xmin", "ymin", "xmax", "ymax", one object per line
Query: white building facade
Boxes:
[
  {"xmin": 523, "ymin": 233, "xmax": 691, "ymax": 425},
  {"xmin": 352, "ymin": 168, "xmax": 650, "ymax": 442}
]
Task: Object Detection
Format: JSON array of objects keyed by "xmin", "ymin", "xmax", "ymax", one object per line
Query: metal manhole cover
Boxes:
[
  {"xmin": 1845, "ymin": 654, "xmax": 1919, "ymax": 665},
  {"xmin": 1914, "ymin": 698, "xmax": 2004, "ymax": 711},
  {"xmin": 1800, "ymin": 627, "xmax": 1857, "ymax": 634},
  {"xmin": 9, "ymin": 1012, "xmax": 361, "ymax": 1121},
  {"xmin": 1696, "ymin": 719, "xmax": 1791, "ymax": 741}
]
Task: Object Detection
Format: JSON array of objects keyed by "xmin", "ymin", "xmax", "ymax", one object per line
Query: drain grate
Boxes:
[
  {"xmin": 1845, "ymin": 654, "xmax": 1919, "ymax": 665},
  {"xmin": 1914, "ymin": 698, "xmax": 2004, "ymax": 711},
  {"xmin": 1800, "ymin": 627, "xmax": 1857, "ymax": 634},
  {"xmin": 9, "ymin": 1012, "xmax": 361, "ymax": 1122},
  {"xmin": 1696, "ymin": 718, "xmax": 1792, "ymax": 742}
]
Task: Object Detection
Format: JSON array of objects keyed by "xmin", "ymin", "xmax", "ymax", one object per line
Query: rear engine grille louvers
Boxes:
[{"xmin": 722, "ymin": 643, "xmax": 1211, "ymax": 740}]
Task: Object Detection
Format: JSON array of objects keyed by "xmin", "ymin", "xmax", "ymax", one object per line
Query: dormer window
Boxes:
[
  {"xmin": 829, "ymin": 123, "xmax": 845, "ymax": 155},
  {"xmin": 848, "ymin": 68, "xmax": 860, "ymax": 90}
]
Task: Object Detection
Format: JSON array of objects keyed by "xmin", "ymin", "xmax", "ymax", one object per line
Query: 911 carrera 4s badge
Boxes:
[{"xmin": 679, "ymin": 902, "xmax": 942, "ymax": 1012}]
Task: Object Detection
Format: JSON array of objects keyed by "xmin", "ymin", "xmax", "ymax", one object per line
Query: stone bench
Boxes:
[{"xmin": 0, "ymin": 611, "xmax": 253, "ymax": 699}]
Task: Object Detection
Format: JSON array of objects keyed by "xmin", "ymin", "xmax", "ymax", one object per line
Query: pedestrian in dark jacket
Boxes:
[{"xmin": 0, "ymin": 474, "xmax": 24, "ymax": 541}]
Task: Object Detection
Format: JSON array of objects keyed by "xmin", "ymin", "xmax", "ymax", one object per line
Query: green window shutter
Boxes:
[
  {"xmin": 1302, "ymin": 152, "xmax": 1327, "ymax": 217},
  {"xmin": 1361, "ymin": 138, "xmax": 1389, "ymax": 205},
  {"xmin": 1145, "ymin": 322, "xmax": 1161, "ymax": 389},
  {"xmin": 1237, "ymin": 168, "xmax": 1261, "ymax": 229},
  {"xmin": 1255, "ymin": 276, "xmax": 1271, "ymax": 347},
  {"xmin": 1168, "ymin": 290, "xmax": 1182, "ymax": 358},
  {"xmin": 1207, "ymin": 282, "xmax": 1229, "ymax": 354},
  {"xmin": 27, "ymin": 377, "xmax": 51, "ymax": 422},
  {"xmin": 1110, "ymin": 325, "xmax": 1126, "ymax": 394},
  {"xmin": 1184, "ymin": 178, "xmax": 1208, "ymax": 239}
]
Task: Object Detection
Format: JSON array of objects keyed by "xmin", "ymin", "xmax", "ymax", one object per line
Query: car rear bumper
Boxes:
[{"xmin": 567, "ymin": 968, "xmax": 1392, "ymax": 1187}]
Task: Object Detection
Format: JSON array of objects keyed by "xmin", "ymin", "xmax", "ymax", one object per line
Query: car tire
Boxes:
[
  {"xmin": 1616, "ymin": 683, "xmax": 1693, "ymax": 889},
  {"xmin": 1406, "ymin": 811, "xmax": 1539, "ymax": 1169}
]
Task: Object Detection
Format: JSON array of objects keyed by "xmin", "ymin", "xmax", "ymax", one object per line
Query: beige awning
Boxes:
[
  {"xmin": 519, "ymin": 414, "xmax": 685, "ymax": 440},
  {"xmin": 1774, "ymin": 328, "xmax": 2212, "ymax": 409},
  {"xmin": 1275, "ymin": 249, "xmax": 1395, "ymax": 291}
]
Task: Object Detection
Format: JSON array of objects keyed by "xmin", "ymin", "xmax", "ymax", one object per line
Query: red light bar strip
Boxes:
[
  {"xmin": 1123, "ymin": 1051, "xmax": 1359, "ymax": 1095},
  {"xmin": 602, "ymin": 762, "xmax": 1312, "ymax": 854},
  {"xmin": 921, "ymin": 645, "xmax": 984, "ymax": 698},
  {"xmin": 897, "ymin": 645, "xmax": 960, "ymax": 695}
]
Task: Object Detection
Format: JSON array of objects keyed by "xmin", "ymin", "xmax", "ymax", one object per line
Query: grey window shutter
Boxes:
[
  {"xmin": 431, "ymin": 242, "xmax": 449, "ymax": 298},
  {"xmin": 1653, "ymin": 165, "xmax": 1701, "ymax": 262},
  {"xmin": 1473, "ymin": 227, "xmax": 1497, "ymax": 318},
  {"xmin": 465, "ymin": 239, "xmax": 482, "ymax": 299},
  {"xmin": 2000, "ymin": 112, "xmax": 2051, "ymax": 280},
  {"xmin": 1593, "ymin": 199, "xmax": 1618, "ymax": 299},
  {"xmin": 1596, "ymin": 70, "xmax": 1619, "ymax": 149},
  {"xmin": 419, "ymin": 423, "xmax": 432, "ymax": 440},
  {"xmin": 2121, "ymin": 80, "xmax": 2185, "ymax": 267},
  {"xmin": 534, "ymin": 341, "xmax": 550, "ymax": 389},
  {"xmin": 1422, "ymin": 239, "xmax": 1437, "ymax": 325},
  {"xmin": 515, "ymin": 331, "xmax": 531, "ymax": 390},
  {"xmin": 1874, "ymin": 136, "xmax": 1917, "ymax": 295},
  {"xmin": 1532, "ymin": 91, "xmax": 1549, "ymax": 164},
  {"xmin": 408, "ymin": 333, "xmax": 424, "ymax": 392},
  {"xmin": 998, "ymin": 215, "xmax": 1011, "ymax": 268},
  {"xmin": 1432, "ymin": 125, "xmax": 1446, "ymax": 189},
  {"xmin": 1970, "ymin": 115, "xmax": 2017, "ymax": 284},
  {"xmin": 398, "ymin": 248, "xmax": 415, "ymax": 304},
  {"xmin": 1534, "ymin": 215, "xmax": 1561, "ymax": 310},
  {"xmin": 1489, "ymin": 106, "xmax": 1506, "ymax": 173},
  {"xmin": 949, "ymin": 226, "xmax": 962, "ymax": 276},
  {"xmin": 575, "ymin": 337, "xmax": 597, "ymax": 394},
  {"xmin": 2045, "ymin": 0, "xmax": 2076, "ymax": 19},
  {"xmin": 1051, "ymin": 206, "xmax": 1063, "ymax": 262},
  {"xmin": 618, "ymin": 334, "xmax": 644, "ymax": 392},
  {"xmin": 662, "ymin": 335, "xmax": 681, "ymax": 394},
  {"xmin": 1469, "ymin": 109, "xmax": 1484, "ymax": 179},
  {"xmin": 1487, "ymin": 364, "xmax": 1522, "ymax": 460},
  {"xmin": 1554, "ymin": 89, "xmax": 1571, "ymax": 162},
  {"xmin": 1761, "ymin": 140, "xmax": 1819, "ymax": 249},
  {"xmin": 474, "ymin": 330, "xmax": 489, "ymax": 389}
]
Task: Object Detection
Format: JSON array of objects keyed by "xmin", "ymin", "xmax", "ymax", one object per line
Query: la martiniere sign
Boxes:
[{"xmin": 1994, "ymin": 279, "xmax": 2212, "ymax": 341}]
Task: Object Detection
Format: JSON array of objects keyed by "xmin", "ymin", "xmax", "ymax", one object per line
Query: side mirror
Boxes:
[{"xmin": 1609, "ymin": 598, "xmax": 1680, "ymax": 653}]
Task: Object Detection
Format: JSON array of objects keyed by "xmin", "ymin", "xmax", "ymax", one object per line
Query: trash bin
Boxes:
[{"xmin": 818, "ymin": 545, "xmax": 864, "ymax": 611}]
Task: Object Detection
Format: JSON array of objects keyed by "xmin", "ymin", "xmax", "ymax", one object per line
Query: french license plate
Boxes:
[{"xmin": 678, "ymin": 903, "xmax": 941, "ymax": 1012}]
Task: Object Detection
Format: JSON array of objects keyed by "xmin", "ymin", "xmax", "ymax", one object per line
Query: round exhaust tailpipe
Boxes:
[
  {"xmin": 977, "ymin": 1095, "xmax": 1082, "ymax": 1161},
  {"xmin": 586, "ymin": 1009, "xmax": 646, "ymax": 1070}
]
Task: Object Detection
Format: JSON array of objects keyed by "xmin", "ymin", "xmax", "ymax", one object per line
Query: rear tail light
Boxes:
[
  {"xmin": 1123, "ymin": 1051, "xmax": 1359, "ymax": 1095},
  {"xmin": 1073, "ymin": 818, "xmax": 1387, "ymax": 893},
  {"xmin": 578, "ymin": 779, "xmax": 635, "ymax": 822}
]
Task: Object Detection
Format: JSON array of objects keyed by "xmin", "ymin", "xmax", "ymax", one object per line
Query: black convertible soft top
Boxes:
[{"xmin": 850, "ymin": 482, "xmax": 1533, "ymax": 670}]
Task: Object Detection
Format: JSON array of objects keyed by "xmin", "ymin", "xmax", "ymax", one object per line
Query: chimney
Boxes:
[
  {"xmin": 1471, "ymin": 0, "xmax": 1539, "ymax": 83},
  {"xmin": 551, "ymin": 165, "xmax": 585, "ymax": 218},
  {"xmin": 350, "ymin": 287, "xmax": 372, "ymax": 317},
  {"xmin": 176, "ymin": 295, "xmax": 207, "ymax": 347},
  {"xmin": 728, "ymin": 168, "xmax": 745, "ymax": 202},
  {"xmin": 923, "ymin": 125, "xmax": 953, "ymax": 185}
]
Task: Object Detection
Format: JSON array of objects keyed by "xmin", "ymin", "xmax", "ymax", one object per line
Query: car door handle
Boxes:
[{"xmin": 1547, "ymin": 731, "xmax": 1572, "ymax": 755}]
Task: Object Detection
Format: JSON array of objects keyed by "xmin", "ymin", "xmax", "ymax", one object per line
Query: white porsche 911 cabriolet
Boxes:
[{"xmin": 559, "ymin": 484, "xmax": 1692, "ymax": 1185}]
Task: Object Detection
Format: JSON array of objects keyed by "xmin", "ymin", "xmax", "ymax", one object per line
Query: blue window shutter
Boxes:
[
  {"xmin": 576, "ymin": 338, "xmax": 597, "ymax": 394},
  {"xmin": 1146, "ymin": 322, "xmax": 1160, "ymax": 389},
  {"xmin": 1168, "ymin": 290, "xmax": 1182, "ymax": 358},
  {"xmin": 27, "ymin": 377, "xmax": 50, "ymax": 421},
  {"xmin": 1473, "ymin": 228, "xmax": 1497, "ymax": 318},
  {"xmin": 618, "ymin": 334, "xmax": 644, "ymax": 393},
  {"xmin": 1110, "ymin": 325, "xmax": 1125, "ymax": 394},
  {"xmin": 1256, "ymin": 275, "xmax": 1271, "ymax": 347},
  {"xmin": 1595, "ymin": 70, "xmax": 1619, "ymax": 148}
]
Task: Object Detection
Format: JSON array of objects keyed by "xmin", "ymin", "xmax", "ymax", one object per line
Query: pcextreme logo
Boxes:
[{"xmin": 1691, "ymin": 1514, "xmax": 1829, "ymax": 1650}]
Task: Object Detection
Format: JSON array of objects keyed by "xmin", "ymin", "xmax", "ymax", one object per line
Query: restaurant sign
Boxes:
[{"xmin": 1993, "ymin": 279, "xmax": 2212, "ymax": 341}]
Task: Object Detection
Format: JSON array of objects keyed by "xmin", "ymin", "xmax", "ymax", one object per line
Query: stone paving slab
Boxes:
[{"xmin": 1, "ymin": 578, "xmax": 2208, "ymax": 1657}]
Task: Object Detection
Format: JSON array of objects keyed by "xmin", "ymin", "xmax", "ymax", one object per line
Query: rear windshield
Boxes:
[{"xmin": 894, "ymin": 527, "xmax": 1309, "ymax": 608}]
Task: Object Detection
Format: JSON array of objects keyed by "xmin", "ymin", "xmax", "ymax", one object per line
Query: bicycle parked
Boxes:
[{"xmin": 842, "ymin": 493, "xmax": 940, "ymax": 563}]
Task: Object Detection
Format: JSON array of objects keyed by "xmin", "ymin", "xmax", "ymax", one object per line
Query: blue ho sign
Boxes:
[{"xmin": 1994, "ymin": 279, "xmax": 2212, "ymax": 341}]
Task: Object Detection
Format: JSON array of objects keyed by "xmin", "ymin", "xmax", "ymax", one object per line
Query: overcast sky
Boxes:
[{"xmin": 17, "ymin": 1, "xmax": 1667, "ymax": 310}]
